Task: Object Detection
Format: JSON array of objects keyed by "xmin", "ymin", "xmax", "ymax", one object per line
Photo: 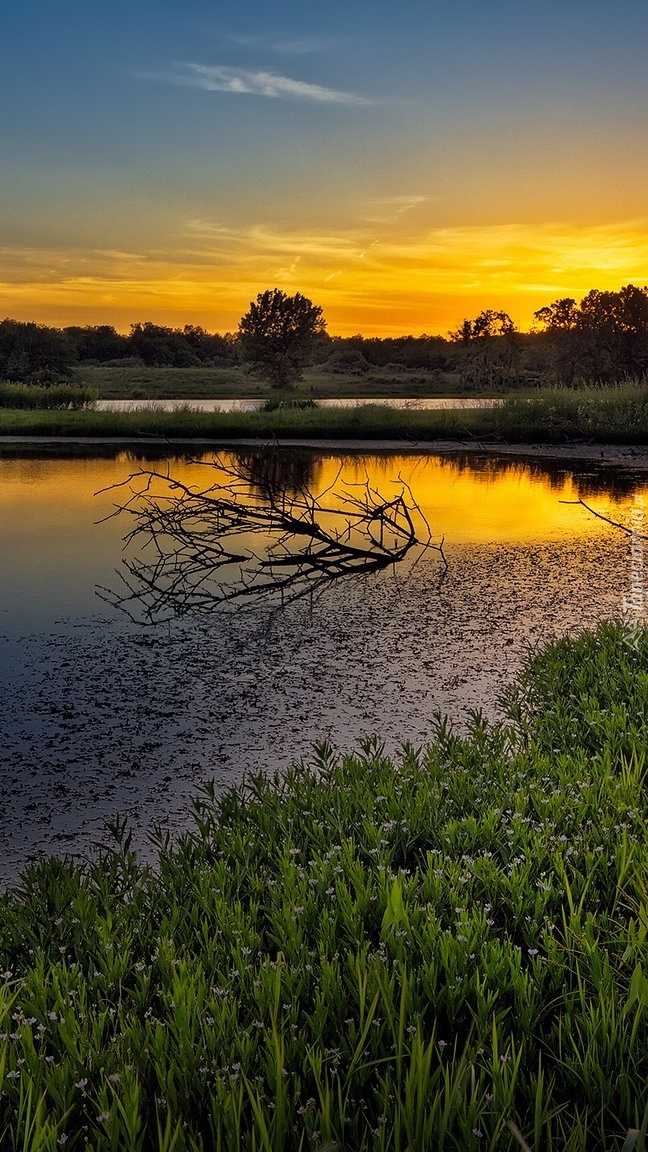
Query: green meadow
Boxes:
[
  {"xmin": 72, "ymin": 365, "xmax": 468, "ymax": 402},
  {"xmin": 2, "ymin": 622, "xmax": 648, "ymax": 1149},
  {"xmin": 4, "ymin": 383, "xmax": 648, "ymax": 443}
]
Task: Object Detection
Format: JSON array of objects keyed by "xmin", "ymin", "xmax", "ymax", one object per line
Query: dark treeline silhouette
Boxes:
[
  {"xmin": 3, "ymin": 283, "xmax": 648, "ymax": 385},
  {"xmin": 66, "ymin": 322, "xmax": 238, "ymax": 369},
  {"xmin": 0, "ymin": 318, "xmax": 75, "ymax": 384},
  {"xmin": 531, "ymin": 285, "xmax": 648, "ymax": 385},
  {"xmin": 450, "ymin": 288, "xmax": 648, "ymax": 387},
  {"xmin": 0, "ymin": 316, "xmax": 456, "ymax": 384},
  {"xmin": 447, "ymin": 309, "xmax": 521, "ymax": 388},
  {"xmin": 316, "ymin": 334, "xmax": 450, "ymax": 373},
  {"xmin": 0, "ymin": 320, "xmax": 240, "ymax": 383}
]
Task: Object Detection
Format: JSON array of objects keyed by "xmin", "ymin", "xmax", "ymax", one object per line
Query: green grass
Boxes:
[
  {"xmin": 73, "ymin": 366, "xmax": 268, "ymax": 400},
  {"xmin": 3, "ymin": 621, "xmax": 648, "ymax": 1148},
  {"xmin": 72, "ymin": 365, "xmax": 472, "ymax": 401},
  {"xmin": 499, "ymin": 383, "xmax": 648, "ymax": 444},
  {"xmin": 3, "ymin": 383, "xmax": 648, "ymax": 442},
  {"xmin": 0, "ymin": 402, "xmax": 478, "ymax": 440},
  {"xmin": 0, "ymin": 382, "xmax": 97, "ymax": 410}
]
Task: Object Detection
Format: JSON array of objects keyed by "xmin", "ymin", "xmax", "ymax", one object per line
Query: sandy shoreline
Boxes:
[{"xmin": 2, "ymin": 435, "xmax": 648, "ymax": 467}]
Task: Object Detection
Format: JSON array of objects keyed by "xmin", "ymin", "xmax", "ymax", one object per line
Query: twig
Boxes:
[{"xmin": 559, "ymin": 497, "xmax": 648, "ymax": 539}]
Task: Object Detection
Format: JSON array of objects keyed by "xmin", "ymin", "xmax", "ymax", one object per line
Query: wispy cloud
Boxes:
[
  {"xmin": 368, "ymin": 196, "xmax": 429, "ymax": 213},
  {"xmin": 268, "ymin": 36, "xmax": 339, "ymax": 55},
  {"xmin": 185, "ymin": 220, "xmax": 362, "ymax": 261},
  {"xmin": 140, "ymin": 63, "xmax": 371, "ymax": 105},
  {"xmin": 362, "ymin": 195, "xmax": 429, "ymax": 225}
]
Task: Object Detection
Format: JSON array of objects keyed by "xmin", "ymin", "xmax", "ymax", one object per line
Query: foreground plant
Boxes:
[{"xmin": 2, "ymin": 621, "xmax": 648, "ymax": 1149}]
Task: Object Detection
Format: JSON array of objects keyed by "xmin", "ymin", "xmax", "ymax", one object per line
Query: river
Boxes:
[{"xmin": 0, "ymin": 446, "xmax": 640, "ymax": 882}]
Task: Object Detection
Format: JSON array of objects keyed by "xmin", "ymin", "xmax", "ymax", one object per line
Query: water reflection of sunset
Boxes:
[
  {"xmin": 1, "ymin": 452, "xmax": 645, "ymax": 548},
  {"xmin": 310, "ymin": 455, "xmax": 648, "ymax": 545}
]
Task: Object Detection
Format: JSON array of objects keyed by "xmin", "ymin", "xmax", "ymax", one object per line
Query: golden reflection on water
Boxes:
[
  {"xmin": 0, "ymin": 451, "xmax": 646, "ymax": 546},
  {"xmin": 298, "ymin": 454, "xmax": 647, "ymax": 545}
]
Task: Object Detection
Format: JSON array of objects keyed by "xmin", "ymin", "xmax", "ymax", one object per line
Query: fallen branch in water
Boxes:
[
  {"xmin": 97, "ymin": 452, "xmax": 447, "ymax": 623},
  {"xmin": 559, "ymin": 496, "xmax": 648, "ymax": 539}
]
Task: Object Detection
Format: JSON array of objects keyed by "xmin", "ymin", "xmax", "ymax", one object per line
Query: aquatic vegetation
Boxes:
[{"xmin": 2, "ymin": 621, "xmax": 648, "ymax": 1148}]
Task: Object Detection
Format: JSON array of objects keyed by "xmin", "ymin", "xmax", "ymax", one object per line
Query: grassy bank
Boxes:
[
  {"xmin": 0, "ymin": 382, "xmax": 97, "ymax": 410},
  {"xmin": 2, "ymin": 621, "xmax": 648, "ymax": 1149},
  {"xmin": 2, "ymin": 384, "xmax": 648, "ymax": 442},
  {"xmin": 0, "ymin": 402, "xmax": 486, "ymax": 439},
  {"xmin": 73, "ymin": 364, "xmax": 470, "ymax": 401}
]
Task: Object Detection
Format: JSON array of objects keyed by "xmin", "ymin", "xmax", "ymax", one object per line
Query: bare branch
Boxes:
[
  {"xmin": 97, "ymin": 452, "xmax": 447, "ymax": 624},
  {"xmin": 560, "ymin": 497, "xmax": 648, "ymax": 539}
]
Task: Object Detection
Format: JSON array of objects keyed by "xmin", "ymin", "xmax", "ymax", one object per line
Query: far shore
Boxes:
[
  {"xmin": 3, "ymin": 434, "xmax": 648, "ymax": 468},
  {"xmin": 5, "ymin": 383, "xmax": 648, "ymax": 443}
]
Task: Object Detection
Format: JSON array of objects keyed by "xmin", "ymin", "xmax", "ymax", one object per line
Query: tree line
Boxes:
[
  {"xmin": 0, "ymin": 320, "xmax": 238, "ymax": 383},
  {"xmin": 0, "ymin": 313, "xmax": 452, "ymax": 384},
  {"xmin": 446, "ymin": 287, "xmax": 648, "ymax": 388},
  {"xmin": 2, "ymin": 283, "xmax": 648, "ymax": 387}
]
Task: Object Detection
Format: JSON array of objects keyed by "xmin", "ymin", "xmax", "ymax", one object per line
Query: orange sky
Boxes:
[
  {"xmin": 4, "ymin": 2, "xmax": 648, "ymax": 336},
  {"xmin": 3, "ymin": 218, "xmax": 648, "ymax": 337}
]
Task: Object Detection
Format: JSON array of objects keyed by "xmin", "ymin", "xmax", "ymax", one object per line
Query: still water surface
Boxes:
[{"xmin": 0, "ymin": 448, "xmax": 641, "ymax": 881}]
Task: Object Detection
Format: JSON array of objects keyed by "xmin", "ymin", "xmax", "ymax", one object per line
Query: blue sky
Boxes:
[{"xmin": 3, "ymin": 0, "xmax": 648, "ymax": 333}]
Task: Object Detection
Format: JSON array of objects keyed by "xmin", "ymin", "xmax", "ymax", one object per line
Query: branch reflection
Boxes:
[{"xmin": 97, "ymin": 451, "xmax": 447, "ymax": 624}]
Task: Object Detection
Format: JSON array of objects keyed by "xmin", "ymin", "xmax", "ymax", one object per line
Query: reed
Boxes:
[{"xmin": 0, "ymin": 382, "xmax": 97, "ymax": 410}]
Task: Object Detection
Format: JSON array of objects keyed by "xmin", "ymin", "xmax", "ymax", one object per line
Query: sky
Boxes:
[{"xmin": 3, "ymin": 0, "xmax": 648, "ymax": 336}]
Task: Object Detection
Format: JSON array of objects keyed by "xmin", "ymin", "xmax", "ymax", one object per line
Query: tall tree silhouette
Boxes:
[{"xmin": 238, "ymin": 289, "xmax": 326, "ymax": 388}]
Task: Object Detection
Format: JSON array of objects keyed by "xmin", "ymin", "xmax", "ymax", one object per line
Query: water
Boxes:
[
  {"xmin": 94, "ymin": 397, "xmax": 502, "ymax": 412},
  {"xmin": 0, "ymin": 447, "xmax": 641, "ymax": 882}
]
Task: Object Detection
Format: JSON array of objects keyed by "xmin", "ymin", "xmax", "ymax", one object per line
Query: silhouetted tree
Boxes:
[
  {"xmin": 578, "ymin": 286, "xmax": 648, "ymax": 380},
  {"xmin": 181, "ymin": 325, "xmax": 238, "ymax": 365},
  {"xmin": 534, "ymin": 285, "xmax": 648, "ymax": 384},
  {"xmin": 64, "ymin": 325, "xmax": 128, "ymax": 362},
  {"xmin": 449, "ymin": 310, "xmax": 517, "ymax": 342},
  {"xmin": 531, "ymin": 298, "xmax": 581, "ymax": 385},
  {"xmin": 238, "ymin": 289, "xmax": 326, "ymax": 388},
  {"xmin": 0, "ymin": 319, "xmax": 76, "ymax": 383},
  {"xmin": 533, "ymin": 298, "xmax": 579, "ymax": 332},
  {"xmin": 449, "ymin": 310, "xmax": 519, "ymax": 387},
  {"xmin": 127, "ymin": 323, "xmax": 199, "ymax": 367}
]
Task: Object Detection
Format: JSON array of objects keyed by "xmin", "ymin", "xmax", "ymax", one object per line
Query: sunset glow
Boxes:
[
  {"xmin": 1, "ymin": 452, "xmax": 639, "ymax": 547},
  {"xmin": 3, "ymin": 1, "xmax": 648, "ymax": 334},
  {"xmin": 3, "ymin": 219, "xmax": 648, "ymax": 336}
]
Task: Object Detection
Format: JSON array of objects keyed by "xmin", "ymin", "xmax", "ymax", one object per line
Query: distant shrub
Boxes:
[
  {"xmin": 0, "ymin": 381, "xmax": 97, "ymax": 409},
  {"xmin": 323, "ymin": 349, "xmax": 371, "ymax": 374},
  {"xmin": 205, "ymin": 354, "xmax": 240, "ymax": 368},
  {"xmin": 100, "ymin": 356, "xmax": 146, "ymax": 368},
  {"xmin": 261, "ymin": 395, "xmax": 318, "ymax": 411}
]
